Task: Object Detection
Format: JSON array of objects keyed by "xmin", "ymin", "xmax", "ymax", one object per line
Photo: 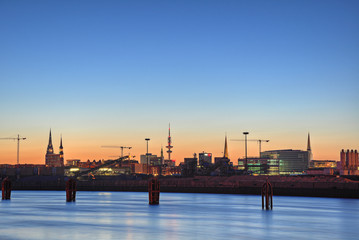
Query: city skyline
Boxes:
[
  {"xmin": 1, "ymin": 1, "xmax": 358, "ymax": 164},
  {"xmin": 0, "ymin": 127, "xmax": 352, "ymax": 165}
]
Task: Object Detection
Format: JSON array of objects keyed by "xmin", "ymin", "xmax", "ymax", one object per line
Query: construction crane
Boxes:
[
  {"xmin": 0, "ymin": 134, "xmax": 27, "ymax": 164},
  {"xmin": 231, "ymin": 139, "xmax": 270, "ymax": 158},
  {"xmin": 101, "ymin": 145, "xmax": 132, "ymax": 158}
]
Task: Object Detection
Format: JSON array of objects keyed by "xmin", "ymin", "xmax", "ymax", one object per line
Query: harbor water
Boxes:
[{"xmin": 0, "ymin": 191, "xmax": 358, "ymax": 240}]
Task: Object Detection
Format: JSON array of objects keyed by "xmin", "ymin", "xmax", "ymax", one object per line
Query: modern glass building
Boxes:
[
  {"xmin": 261, "ymin": 149, "xmax": 309, "ymax": 174},
  {"xmin": 237, "ymin": 158, "xmax": 279, "ymax": 175}
]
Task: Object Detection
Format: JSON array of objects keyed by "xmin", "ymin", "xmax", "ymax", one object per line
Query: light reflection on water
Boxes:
[{"xmin": 0, "ymin": 191, "xmax": 358, "ymax": 240}]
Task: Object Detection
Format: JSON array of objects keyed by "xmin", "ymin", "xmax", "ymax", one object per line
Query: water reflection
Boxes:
[{"xmin": 0, "ymin": 191, "xmax": 358, "ymax": 240}]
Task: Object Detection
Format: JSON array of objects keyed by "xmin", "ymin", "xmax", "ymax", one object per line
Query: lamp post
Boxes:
[
  {"xmin": 145, "ymin": 138, "xmax": 150, "ymax": 174},
  {"xmin": 243, "ymin": 132, "xmax": 249, "ymax": 171}
]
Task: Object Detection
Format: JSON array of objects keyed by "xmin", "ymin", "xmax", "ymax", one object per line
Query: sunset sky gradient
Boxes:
[{"xmin": 0, "ymin": 0, "xmax": 358, "ymax": 165}]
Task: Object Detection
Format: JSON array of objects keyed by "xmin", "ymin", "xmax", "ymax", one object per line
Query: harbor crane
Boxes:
[
  {"xmin": 231, "ymin": 139, "xmax": 270, "ymax": 158},
  {"xmin": 0, "ymin": 134, "xmax": 27, "ymax": 164},
  {"xmin": 101, "ymin": 145, "xmax": 132, "ymax": 158}
]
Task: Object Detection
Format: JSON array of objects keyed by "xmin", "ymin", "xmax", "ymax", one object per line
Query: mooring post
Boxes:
[
  {"xmin": 261, "ymin": 179, "xmax": 273, "ymax": 210},
  {"xmin": 66, "ymin": 179, "xmax": 77, "ymax": 202},
  {"xmin": 2, "ymin": 178, "xmax": 11, "ymax": 200},
  {"xmin": 148, "ymin": 178, "xmax": 160, "ymax": 205}
]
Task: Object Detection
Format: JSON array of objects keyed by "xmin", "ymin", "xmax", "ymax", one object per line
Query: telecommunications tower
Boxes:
[{"xmin": 166, "ymin": 123, "xmax": 173, "ymax": 161}]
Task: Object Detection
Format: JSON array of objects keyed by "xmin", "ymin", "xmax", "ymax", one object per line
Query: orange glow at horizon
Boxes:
[{"xmin": 0, "ymin": 132, "xmax": 351, "ymax": 166}]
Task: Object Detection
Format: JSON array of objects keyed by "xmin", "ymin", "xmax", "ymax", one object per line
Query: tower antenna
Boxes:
[{"xmin": 166, "ymin": 123, "xmax": 173, "ymax": 161}]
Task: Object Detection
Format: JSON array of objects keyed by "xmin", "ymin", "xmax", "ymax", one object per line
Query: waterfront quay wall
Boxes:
[{"xmin": 6, "ymin": 175, "xmax": 359, "ymax": 198}]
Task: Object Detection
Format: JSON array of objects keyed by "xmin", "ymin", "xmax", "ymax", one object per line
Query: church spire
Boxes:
[
  {"xmin": 307, "ymin": 132, "xmax": 313, "ymax": 162},
  {"xmin": 60, "ymin": 135, "xmax": 63, "ymax": 149},
  {"xmin": 46, "ymin": 129, "xmax": 54, "ymax": 154},
  {"xmin": 59, "ymin": 135, "xmax": 64, "ymax": 165},
  {"xmin": 224, "ymin": 134, "xmax": 228, "ymax": 158},
  {"xmin": 161, "ymin": 145, "xmax": 164, "ymax": 164}
]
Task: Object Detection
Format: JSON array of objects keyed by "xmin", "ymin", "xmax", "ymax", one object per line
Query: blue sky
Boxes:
[{"xmin": 0, "ymin": 0, "xmax": 358, "ymax": 164}]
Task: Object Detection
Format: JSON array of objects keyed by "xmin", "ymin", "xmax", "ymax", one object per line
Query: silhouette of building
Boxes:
[
  {"xmin": 340, "ymin": 149, "xmax": 358, "ymax": 174},
  {"xmin": 197, "ymin": 152, "xmax": 213, "ymax": 176},
  {"xmin": 181, "ymin": 154, "xmax": 198, "ymax": 177},
  {"xmin": 160, "ymin": 146, "xmax": 164, "ymax": 165},
  {"xmin": 164, "ymin": 159, "xmax": 176, "ymax": 167},
  {"xmin": 140, "ymin": 154, "xmax": 161, "ymax": 165},
  {"xmin": 199, "ymin": 152, "xmax": 212, "ymax": 165},
  {"xmin": 213, "ymin": 135, "xmax": 233, "ymax": 176},
  {"xmin": 45, "ymin": 130, "xmax": 64, "ymax": 167},
  {"xmin": 215, "ymin": 135, "xmax": 230, "ymax": 164}
]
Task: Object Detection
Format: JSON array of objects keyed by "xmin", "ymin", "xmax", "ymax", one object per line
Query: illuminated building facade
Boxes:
[
  {"xmin": 66, "ymin": 159, "xmax": 81, "ymax": 166},
  {"xmin": 45, "ymin": 130, "xmax": 64, "ymax": 167},
  {"xmin": 310, "ymin": 160, "xmax": 337, "ymax": 168},
  {"xmin": 261, "ymin": 149, "xmax": 309, "ymax": 175},
  {"xmin": 238, "ymin": 157, "xmax": 279, "ymax": 175}
]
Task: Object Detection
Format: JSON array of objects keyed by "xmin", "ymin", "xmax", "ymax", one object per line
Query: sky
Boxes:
[{"xmin": 0, "ymin": 0, "xmax": 358, "ymax": 165}]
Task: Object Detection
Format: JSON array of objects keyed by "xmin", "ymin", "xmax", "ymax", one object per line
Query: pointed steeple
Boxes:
[
  {"xmin": 60, "ymin": 135, "xmax": 63, "ymax": 149},
  {"xmin": 59, "ymin": 135, "xmax": 64, "ymax": 165},
  {"xmin": 224, "ymin": 134, "xmax": 228, "ymax": 158},
  {"xmin": 46, "ymin": 129, "xmax": 54, "ymax": 154},
  {"xmin": 49, "ymin": 129, "xmax": 53, "ymax": 146},
  {"xmin": 160, "ymin": 145, "xmax": 164, "ymax": 164},
  {"xmin": 307, "ymin": 132, "xmax": 313, "ymax": 162}
]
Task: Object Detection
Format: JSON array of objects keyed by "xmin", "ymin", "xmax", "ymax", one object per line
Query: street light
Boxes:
[
  {"xmin": 243, "ymin": 132, "xmax": 249, "ymax": 171},
  {"xmin": 145, "ymin": 138, "xmax": 150, "ymax": 174}
]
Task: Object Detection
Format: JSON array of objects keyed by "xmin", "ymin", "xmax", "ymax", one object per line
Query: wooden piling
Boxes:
[
  {"xmin": 261, "ymin": 179, "xmax": 273, "ymax": 210},
  {"xmin": 66, "ymin": 179, "xmax": 77, "ymax": 202},
  {"xmin": 148, "ymin": 178, "xmax": 160, "ymax": 205},
  {"xmin": 2, "ymin": 178, "xmax": 11, "ymax": 200}
]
